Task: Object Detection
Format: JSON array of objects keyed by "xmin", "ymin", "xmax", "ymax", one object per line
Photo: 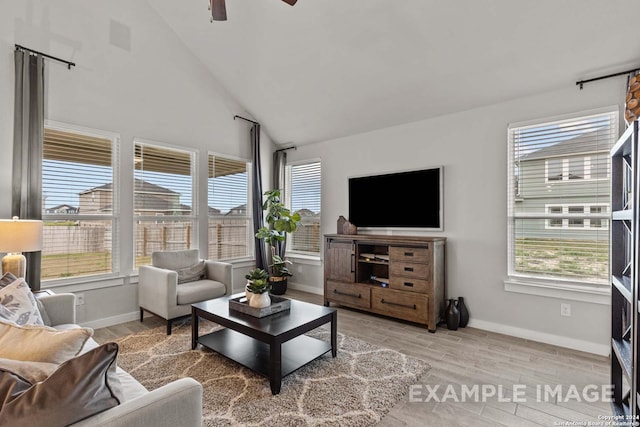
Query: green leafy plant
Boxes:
[
  {"xmin": 245, "ymin": 278, "xmax": 271, "ymax": 294},
  {"xmin": 245, "ymin": 268, "xmax": 269, "ymax": 282},
  {"xmin": 255, "ymin": 189, "xmax": 302, "ymax": 278}
]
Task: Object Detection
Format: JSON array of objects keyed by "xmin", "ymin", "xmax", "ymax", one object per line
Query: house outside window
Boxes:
[
  {"xmin": 42, "ymin": 122, "xmax": 119, "ymax": 281},
  {"xmin": 207, "ymin": 154, "xmax": 251, "ymax": 260},
  {"xmin": 286, "ymin": 161, "xmax": 321, "ymax": 256},
  {"xmin": 508, "ymin": 109, "xmax": 618, "ymax": 287},
  {"xmin": 133, "ymin": 140, "xmax": 195, "ymax": 268}
]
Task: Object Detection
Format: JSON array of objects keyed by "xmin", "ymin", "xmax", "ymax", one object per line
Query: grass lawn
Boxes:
[{"xmin": 515, "ymin": 238, "xmax": 608, "ymax": 283}]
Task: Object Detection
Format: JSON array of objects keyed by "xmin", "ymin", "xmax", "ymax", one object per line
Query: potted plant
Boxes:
[
  {"xmin": 246, "ymin": 277, "xmax": 271, "ymax": 308},
  {"xmin": 244, "ymin": 268, "xmax": 268, "ymax": 300},
  {"xmin": 255, "ymin": 189, "xmax": 302, "ymax": 295}
]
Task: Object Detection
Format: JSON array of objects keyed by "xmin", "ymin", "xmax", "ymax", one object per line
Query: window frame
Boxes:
[
  {"xmin": 206, "ymin": 151, "xmax": 253, "ymax": 262},
  {"xmin": 42, "ymin": 120, "xmax": 121, "ymax": 286},
  {"xmin": 505, "ymin": 107, "xmax": 618, "ymax": 304},
  {"xmin": 132, "ymin": 138, "xmax": 197, "ymax": 270},
  {"xmin": 284, "ymin": 159, "xmax": 322, "ymax": 259}
]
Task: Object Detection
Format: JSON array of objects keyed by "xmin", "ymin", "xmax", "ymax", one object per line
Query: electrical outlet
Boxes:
[
  {"xmin": 560, "ymin": 303, "xmax": 571, "ymax": 317},
  {"xmin": 76, "ymin": 293, "xmax": 85, "ymax": 306}
]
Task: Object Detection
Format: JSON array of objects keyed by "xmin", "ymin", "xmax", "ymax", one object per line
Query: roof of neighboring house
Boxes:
[
  {"xmin": 46, "ymin": 204, "xmax": 77, "ymax": 211},
  {"xmin": 224, "ymin": 204, "xmax": 247, "ymax": 216},
  {"xmin": 296, "ymin": 208, "xmax": 318, "ymax": 216},
  {"xmin": 519, "ymin": 129, "xmax": 608, "ymax": 161},
  {"xmin": 80, "ymin": 179, "xmax": 178, "ymax": 195}
]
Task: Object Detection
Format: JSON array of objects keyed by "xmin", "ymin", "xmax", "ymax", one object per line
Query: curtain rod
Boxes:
[
  {"xmin": 576, "ymin": 66, "xmax": 640, "ymax": 89},
  {"xmin": 234, "ymin": 115, "xmax": 260, "ymax": 125},
  {"xmin": 275, "ymin": 146, "xmax": 296, "ymax": 153},
  {"xmin": 15, "ymin": 44, "xmax": 75, "ymax": 70}
]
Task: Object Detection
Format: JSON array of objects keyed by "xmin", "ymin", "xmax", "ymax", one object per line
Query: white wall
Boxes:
[
  {"xmin": 0, "ymin": 0, "xmax": 271, "ymax": 325},
  {"xmin": 288, "ymin": 79, "xmax": 625, "ymax": 355}
]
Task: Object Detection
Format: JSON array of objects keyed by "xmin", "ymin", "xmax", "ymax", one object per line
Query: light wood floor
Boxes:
[{"xmin": 94, "ymin": 290, "xmax": 612, "ymax": 426}]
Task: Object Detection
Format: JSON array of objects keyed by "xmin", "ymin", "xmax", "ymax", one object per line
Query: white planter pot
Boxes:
[{"xmin": 249, "ymin": 292, "xmax": 271, "ymax": 308}]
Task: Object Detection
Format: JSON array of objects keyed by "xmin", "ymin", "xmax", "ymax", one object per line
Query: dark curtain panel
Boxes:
[
  {"xmin": 12, "ymin": 51, "xmax": 44, "ymax": 291},
  {"xmin": 251, "ymin": 124, "xmax": 268, "ymax": 270},
  {"xmin": 272, "ymin": 150, "xmax": 287, "ymax": 258}
]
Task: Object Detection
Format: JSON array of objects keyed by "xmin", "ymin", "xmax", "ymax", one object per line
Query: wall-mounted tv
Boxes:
[{"xmin": 348, "ymin": 167, "xmax": 443, "ymax": 230}]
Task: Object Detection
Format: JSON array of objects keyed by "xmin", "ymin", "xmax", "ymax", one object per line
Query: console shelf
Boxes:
[{"xmin": 323, "ymin": 234, "xmax": 446, "ymax": 332}]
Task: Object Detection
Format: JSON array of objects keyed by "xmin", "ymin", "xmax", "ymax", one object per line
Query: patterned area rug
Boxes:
[{"xmin": 115, "ymin": 321, "xmax": 429, "ymax": 426}]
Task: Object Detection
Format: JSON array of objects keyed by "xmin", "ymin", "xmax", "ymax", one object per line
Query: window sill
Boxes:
[
  {"xmin": 286, "ymin": 253, "xmax": 321, "ymax": 266},
  {"xmin": 44, "ymin": 274, "xmax": 131, "ymax": 292},
  {"xmin": 504, "ymin": 278, "xmax": 610, "ymax": 305}
]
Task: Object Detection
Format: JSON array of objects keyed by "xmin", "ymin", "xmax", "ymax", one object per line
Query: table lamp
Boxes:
[{"xmin": 0, "ymin": 217, "xmax": 43, "ymax": 278}]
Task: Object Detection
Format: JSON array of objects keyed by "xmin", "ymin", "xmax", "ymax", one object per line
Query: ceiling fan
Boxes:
[{"xmin": 209, "ymin": 0, "xmax": 297, "ymax": 22}]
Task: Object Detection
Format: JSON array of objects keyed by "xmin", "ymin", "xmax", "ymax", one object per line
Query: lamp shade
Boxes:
[{"xmin": 0, "ymin": 218, "xmax": 43, "ymax": 253}]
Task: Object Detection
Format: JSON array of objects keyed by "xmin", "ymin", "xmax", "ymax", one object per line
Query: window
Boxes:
[
  {"xmin": 286, "ymin": 161, "xmax": 321, "ymax": 255},
  {"xmin": 207, "ymin": 154, "xmax": 251, "ymax": 260},
  {"xmin": 42, "ymin": 123, "xmax": 119, "ymax": 280},
  {"xmin": 546, "ymin": 204, "xmax": 609, "ymax": 230},
  {"xmin": 508, "ymin": 109, "xmax": 617, "ymax": 286},
  {"xmin": 134, "ymin": 141, "xmax": 195, "ymax": 268}
]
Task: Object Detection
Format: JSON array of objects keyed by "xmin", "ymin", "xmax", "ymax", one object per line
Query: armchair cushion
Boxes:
[
  {"xmin": 152, "ymin": 249, "xmax": 199, "ymax": 271},
  {"xmin": 176, "ymin": 260, "xmax": 206, "ymax": 284},
  {"xmin": 176, "ymin": 279, "xmax": 226, "ymax": 305}
]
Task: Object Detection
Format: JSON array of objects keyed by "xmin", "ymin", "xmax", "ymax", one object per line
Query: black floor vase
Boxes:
[
  {"xmin": 446, "ymin": 299, "xmax": 460, "ymax": 330},
  {"xmin": 458, "ymin": 297, "xmax": 469, "ymax": 328}
]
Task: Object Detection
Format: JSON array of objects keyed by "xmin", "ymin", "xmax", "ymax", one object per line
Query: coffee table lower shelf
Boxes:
[{"xmin": 197, "ymin": 328, "xmax": 332, "ymax": 385}]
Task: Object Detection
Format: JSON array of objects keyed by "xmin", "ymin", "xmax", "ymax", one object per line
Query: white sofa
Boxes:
[{"xmin": 38, "ymin": 293, "xmax": 203, "ymax": 427}]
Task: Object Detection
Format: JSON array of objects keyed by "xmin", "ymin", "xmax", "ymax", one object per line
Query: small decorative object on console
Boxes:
[{"xmin": 337, "ymin": 216, "xmax": 357, "ymax": 235}]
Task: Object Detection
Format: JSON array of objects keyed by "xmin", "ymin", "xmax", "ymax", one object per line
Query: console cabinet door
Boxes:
[{"xmin": 325, "ymin": 239, "xmax": 355, "ymax": 282}]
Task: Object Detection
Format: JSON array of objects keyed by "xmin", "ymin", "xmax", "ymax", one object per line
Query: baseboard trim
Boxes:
[
  {"xmin": 288, "ymin": 282, "xmax": 323, "ymax": 295},
  {"xmin": 468, "ymin": 318, "xmax": 609, "ymax": 356},
  {"xmin": 81, "ymin": 311, "xmax": 145, "ymax": 330}
]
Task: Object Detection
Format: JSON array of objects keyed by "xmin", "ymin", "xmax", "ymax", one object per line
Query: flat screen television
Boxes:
[{"xmin": 348, "ymin": 167, "xmax": 443, "ymax": 230}]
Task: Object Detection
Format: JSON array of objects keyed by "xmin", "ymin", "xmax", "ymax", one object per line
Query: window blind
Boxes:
[
  {"xmin": 287, "ymin": 161, "xmax": 321, "ymax": 255},
  {"xmin": 42, "ymin": 127, "xmax": 117, "ymax": 280},
  {"xmin": 507, "ymin": 110, "xmax": 618, "ymax": 285},
  {"xmin": 207, "ymin": 155, "xmax": 250, "ymax": 260},
  {"xmin": 134, "ymin": 141, "xmax": 195, "ymax": 267}
]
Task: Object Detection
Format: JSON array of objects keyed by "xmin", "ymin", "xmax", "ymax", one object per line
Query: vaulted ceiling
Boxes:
[{"xmin": 147, "ymin": 0, "xmax": 640, "ymax": 146}]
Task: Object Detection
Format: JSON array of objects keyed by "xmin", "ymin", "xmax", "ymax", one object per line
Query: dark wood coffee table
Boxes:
[{"xmin": 191, "ymin": 294, "xmax": 337, "ymax": 394}]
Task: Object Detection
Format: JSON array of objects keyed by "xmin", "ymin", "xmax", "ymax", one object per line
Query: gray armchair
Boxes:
[{"xmin": 138, "ymin": 249, "xmax": 232, "ymax": 334}]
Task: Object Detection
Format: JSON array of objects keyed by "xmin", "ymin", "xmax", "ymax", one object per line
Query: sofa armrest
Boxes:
[
  {"xmin": 71, "ymin": 377, "xmax": 203, "ymax": 427},
  {"xmin": 38, "ymin": 293, "xmax": 76, "ymax": 326},
  {"xmin": 204, "ymin": 261, "xmax": 232, "ymax": 295},
  {"xmin": 138, "ymin": 265, "xmax": 178, "ymax": 318}
]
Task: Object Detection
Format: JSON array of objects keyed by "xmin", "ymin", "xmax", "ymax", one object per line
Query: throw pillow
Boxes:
[
  {"xmin": 0, "ymin": 320, "xmax": 93, "ymax": 364},
  {"xmin": 0, "ymin": 342, "xmax": 121, "ymax": 427},
  {"xmin": 0, "ymin": 358, "xmax": 57, "ymax": 384},
  {"xmin": 0, "ymin": 278, "xmax": 43, "ymax": 326},
  {"xmin": 177, "ymin": 260, "xmax": 207, "ymax": 284},
  {"xmin": 0, "ymin": 273, "xmax": 51, "ymax": 326},
  {"xmin": 0, "ymin": 273, "xmax": 16, "ymax": 288}
]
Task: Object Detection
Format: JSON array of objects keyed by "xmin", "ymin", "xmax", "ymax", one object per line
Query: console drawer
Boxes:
[
  {"xmin": 389, "ymin": 246, "xmax": 430, "ymax": 263},
  {"xmin": 390, "ymin": 262, "xmax": 429, "ymax": 279},
  {"xmin": 388, "ymin": 277, "xmax": 430, "ymax": 293},
  {"xmin": 326, "ymin": 280, "xmax": 371, "ymax": 309},
  {"xmin": 371, "ymin": 287, "xmax": 428, "ymax": 324}
]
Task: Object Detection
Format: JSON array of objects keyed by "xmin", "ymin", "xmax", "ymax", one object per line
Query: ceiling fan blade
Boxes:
[
  {"xmin": 210, "ymin": 0, "xmax": 227, "ymax": 21},
  {"xmin": 281, "ymin": 0, "xmax": 297, "ymax": 5}
]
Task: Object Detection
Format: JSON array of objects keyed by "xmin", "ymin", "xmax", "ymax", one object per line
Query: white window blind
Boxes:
[
  {"xmin": 207, "ymin": 155, "xmax": 250, "ymax": 260},
  {"xmin": 287, "ymin": 161, "xmax": 321, "ymax": 255},
  {"xmin": 507, "ymin": 110, "xmax": 618, "ymax": 286},
  {"xmin": 134, "ymin": 141, "xmax": 195, "ymax": 268},
  {"xmin": 42, "ymin": 125, "xmax": 118, "ymax": 280}
]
